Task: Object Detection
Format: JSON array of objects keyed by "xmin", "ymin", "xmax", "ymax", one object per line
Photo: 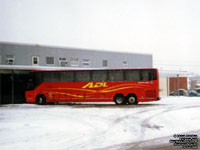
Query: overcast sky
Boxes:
[{"xmin": 1, "ymin": 0, "xmax": 200, "ymax": 74}]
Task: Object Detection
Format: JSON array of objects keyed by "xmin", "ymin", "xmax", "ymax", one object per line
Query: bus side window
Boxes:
[
  {"xmin": 75, "ymin": 71, "xmax": 91, "ymax": 82},
  {"xmin": 125, "ymin": 70, "xmax": 140, "ymax": 81},
  {"xmin": 141, "ymin": 70, "xmax": 149, "ymax": 81},
  {"xmin": 34, "ymin": 72, "xmax": 44, "ymax": 86},
  {"xmin": 108, "ymin": 70, "xmax": 123, "ymax": 81},
  {"xmin": 92, "ymin": 70, "xmax": 107, "ymax": 82},
  {"xmin": 149, "ymin": 70, "xmax": 157, "ymax": 80},
  {"xmin": 26, "ymin": 79, "xmax": 34, "ymax": 90},
  {"xmin": 60, "ymin": 71, "xmax": 74, "ymax": 82},
  {"xmin": 42, "ymin": 71, "xmax": 60, "ymax": 82}
]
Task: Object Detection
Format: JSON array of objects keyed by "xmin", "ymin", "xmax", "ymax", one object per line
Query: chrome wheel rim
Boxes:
[
  {"xmin": 38, "ymin": 97, "xmax": 43, "ymax": 104},
  {"xmin": 116, "ymin": 97, "xmax": 123, "ymax": 104},
  {"xmin": 128, "ymin": 97, "xmax": 136, "ymax": 104}
]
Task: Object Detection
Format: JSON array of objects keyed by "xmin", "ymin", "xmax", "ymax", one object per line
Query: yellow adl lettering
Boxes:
[
  {"xmin": 103, "ymin": 82, "xmax": 107, "ymax": 87},
  {"xmin": 82, "ymin": 82, "xmax": 94, "ymax": 88},
  {"xmin": 82, "ymin": 82, "xmax": 107, "ymax": 88},
  {"xmin": 94, "ymin": 82, "xmax": 103, "ymax": 88}
]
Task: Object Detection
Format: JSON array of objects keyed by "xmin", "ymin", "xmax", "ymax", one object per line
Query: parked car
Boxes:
[
  {"xmin": 170, "ymin": 89, "xmax": 188, "ymax": 96},
  {"xmin": 194, "ymin": 88, "xmax": 200, "ymax": 93},
  {"xmin": 188, "ymin": 90, "xmax": 200, "ymax": 97}
]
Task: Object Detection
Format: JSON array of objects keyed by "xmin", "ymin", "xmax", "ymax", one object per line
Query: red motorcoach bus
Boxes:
[{"xmin": 25, "ymin": 68, "xmax": 160, "ymax": 105}]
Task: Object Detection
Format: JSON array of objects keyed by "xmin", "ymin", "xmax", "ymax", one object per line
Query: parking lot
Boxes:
[{"xmin": 0, "ymin": 97, "xmax": 200, "ymax": 150}]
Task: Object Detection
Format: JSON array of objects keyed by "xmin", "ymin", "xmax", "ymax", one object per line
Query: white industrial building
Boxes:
[{"xmin": 0, "ymin": 42, "xmax": 153, "ymax": 104}]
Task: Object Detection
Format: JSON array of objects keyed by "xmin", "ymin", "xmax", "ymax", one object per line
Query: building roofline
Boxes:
[
  {"xmin": 0, "ymin": 65, "xmax": 89, "ymax": 71},
  {"xmin": 0, "ymin": 65, "xmax": 156, "ymax": 71},
  {"xmin": 0, "ymin": 41, "xmax": 152, "ymax": 56}
]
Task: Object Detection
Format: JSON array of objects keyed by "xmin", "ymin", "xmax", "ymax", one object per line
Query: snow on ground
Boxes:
[{"xmin": 0, "ymin": 97, "xmax": 200, "ymax": 150}]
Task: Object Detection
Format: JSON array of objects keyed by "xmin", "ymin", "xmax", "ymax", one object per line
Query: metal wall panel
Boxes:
[{"xmin": 0, "ymin": 43, "xmax": 152, "ymax": 69}]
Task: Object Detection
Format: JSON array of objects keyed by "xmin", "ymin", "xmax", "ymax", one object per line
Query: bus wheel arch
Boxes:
[
  {"xmin": 36, "ymin": 94, "xmax": 46, "ymax": 105},
  {"xmin": 114, "ymin": 94, "xmax": 125, "ymax": 105},
  {"xmin": 126, "ymin": 94, "xmax": 138, "ymax": 105}
]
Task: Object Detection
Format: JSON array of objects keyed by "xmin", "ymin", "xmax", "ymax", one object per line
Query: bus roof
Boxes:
[
  {"xmin": 30, "ymin": 67, "xmax": 158, "ymax": 72},
  {"xmin": 0, "ymin": 64, "xmax": 157, "ymax": 72}
]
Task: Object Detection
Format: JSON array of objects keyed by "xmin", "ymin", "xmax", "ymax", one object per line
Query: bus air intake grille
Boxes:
[{"xmin": 146, "ymin": 90, "xmax": 156, "ymax": 98}]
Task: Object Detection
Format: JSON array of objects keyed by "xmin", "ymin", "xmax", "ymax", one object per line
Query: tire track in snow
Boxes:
[{"xmin": 133, "ymin": 104, "xmax": 200, "ymax": 149}]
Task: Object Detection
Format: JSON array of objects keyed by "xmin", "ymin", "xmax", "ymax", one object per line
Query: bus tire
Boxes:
[
  {"xmin": 127, "ymin": 94, "xmax": 138, "ymax": 105},
  {"xmin": 114, "ymin": 94, "xmax": 125, "ymax": 105},
  {"xmin": 36, "ymin": 94, "xmax": 46, "ymax": 105}
]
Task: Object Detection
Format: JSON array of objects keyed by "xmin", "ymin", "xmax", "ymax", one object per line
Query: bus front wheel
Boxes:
[
  {"xmin": 114, "ymin": 94, "xmax": 125, "ymax": 105},
  {"xmin": 36, "ymin": 95, "xmax": 46, "ymax": 105},
  {"xmin": 127, "ymin": 95, "xmax": 138, "ymax": 105}
]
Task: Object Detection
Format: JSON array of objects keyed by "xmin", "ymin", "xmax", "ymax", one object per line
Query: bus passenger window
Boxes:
[
  {"xmin": 125, "ymin": 70, "xmax": 140, "ymax": 81},
  {"xmin": 43, "ymin": 71, "xmax": 60, "ymax": 82},
  {"xmin": 141, "ymin": 70, "xmax": 149, "ymax": 81},
  {"xmin": 92, "ymin": 71, "xmax": 107, "ymax": 82},
  {"xmin": 26, "ymin": 79, "xmax": 34, "ymax": 90},
  {"xmin": 108, "ymin": 70, "xmax": 123, "ymax": 81},
  {"xmin": 60, "ymin": 71, "xmax": 74, "ymax": 82},
  {"xmin": 149, "ymin": 70, "xmax": 157, "ymax": 80},
  {"xmin": 75, "ymin": 71, "xmax": 91, "ymax": 82},
  {"xmin": 34, "ymin": 72, "xmax": 43, "ymax": 86}
]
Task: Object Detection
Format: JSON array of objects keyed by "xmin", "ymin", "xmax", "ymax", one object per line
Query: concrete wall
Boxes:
[{"xmin": 159, "ymin": 77, "xmax": 169, "ymax": 97}]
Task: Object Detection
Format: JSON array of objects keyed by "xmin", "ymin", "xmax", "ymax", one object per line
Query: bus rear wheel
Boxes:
[
  {"xmin": 114, "ymin": 94, "xmax": 125, "ymax": 105},
  {"xmin": 127, "ymin": 95, "xmax": 138, "ymax": 105},
  {"xmin": 36, "ymin": 94, "xmax": 46, "ymax": 105}
]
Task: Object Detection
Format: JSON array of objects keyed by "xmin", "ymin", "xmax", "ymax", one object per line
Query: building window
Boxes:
[
  {"xmin": 59, "ymin": 57, "xmax": 68, "ymax": 67},
  {"xmin": 103, "ymin": 60, "xmax": 108, "ymax": 67},
  {"xmin": 32, "ymin": 56, "xmax": 39, "ymax": 65},
  {"xmin": 6, "ymin": 55, "xmax": 15, "ymax": 65},
  {"xmin": 123, "ymin": 61, "xmax": 128, "ymax": 68},
  {"xmin": 46, "ymin": 57, "xmax": 54, "ymax": 65},
  {"xmin": 82, "ymin": 59, "xmax": 90, "ymax": 67},
  {"xmin": 70, "ymin": 58, "xmax": 79, "ymax": 67}
]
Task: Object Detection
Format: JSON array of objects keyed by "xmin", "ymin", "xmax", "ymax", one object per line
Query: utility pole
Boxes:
[
  {"xmin": 174, "ymin": 77, "xmax": 176, "ymax": 93},
  {"xmin": 177, "ymin": 74, "xmax": 179, "ymax": 96}
]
